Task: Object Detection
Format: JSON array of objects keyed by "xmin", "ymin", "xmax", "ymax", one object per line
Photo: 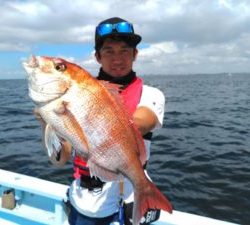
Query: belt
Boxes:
[
  {"xmin": 143, "ymin": 132, "xmax": 153, "ymax": 140},
  {"xmin": 80, "ymin": 175, "xmax": 105, "ymax": 191}
]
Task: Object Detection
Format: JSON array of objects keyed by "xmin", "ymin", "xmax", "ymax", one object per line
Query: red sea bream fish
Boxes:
[{"xmin": 23, "ymin": 56, "xmax": 172, "ymax": 225}]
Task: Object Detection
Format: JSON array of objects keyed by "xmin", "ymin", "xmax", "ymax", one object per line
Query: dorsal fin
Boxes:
[
  {"xmin": 99, "ymin": 80, "xmax": 125, "ymax": 106},
  {"xmin": 99, "ymin": 80, "xmax": 122, "ymax": 94}
]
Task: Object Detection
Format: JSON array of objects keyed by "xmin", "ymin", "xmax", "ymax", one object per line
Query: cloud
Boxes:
[
  {"xmin": 1, "ymin": 0, "xmax": 250, "ymax": 75},
  {"xmin": 0, "ymin": 0, "xmax": 100, "ymax": 49},
  {"xmin": 3, "ymin": 0, "xmax": 250, "ymax": 46},
  {"xmin": 135, "ymin": 0, "xmax": 250, "ymax": 45},
  {"xmin": 134, "ymin": 33, "xmax": 250, "ymax": 75}
]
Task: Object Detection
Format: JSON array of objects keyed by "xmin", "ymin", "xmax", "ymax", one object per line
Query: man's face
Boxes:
[{"xmin": 95, "ymin": 39, "xmax": 138, "ymax": 77}]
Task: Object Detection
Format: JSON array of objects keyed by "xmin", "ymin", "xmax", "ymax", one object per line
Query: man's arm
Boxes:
[
  {"xmin": 134, "ymin": 86, "xmax": 165, "ymax": 135},
  {"xmin": 133, "ymin": 106, "xmax": 159, "ymax": 135}
]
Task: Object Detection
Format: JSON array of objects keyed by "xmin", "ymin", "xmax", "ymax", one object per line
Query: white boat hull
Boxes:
[{"xmin": 0, "ymin": 169, "xmax": 240, "ymax": 225}]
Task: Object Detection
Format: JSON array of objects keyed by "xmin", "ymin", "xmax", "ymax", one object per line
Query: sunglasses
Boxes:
[{"xmin": 96, "ymin": 22, "xmax": 134, "ymax": 36}]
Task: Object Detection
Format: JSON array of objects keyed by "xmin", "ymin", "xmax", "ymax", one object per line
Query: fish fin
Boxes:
[
  {"xmin": 88, "ymin": 159, "xmax": 121, "ymax": 182},
  {"xmin": 99, "ymin": 80, "xmax": 125, "ymax": 105},
  {"xmin": 53, "ymin": 101, "xmax": 68, "ymax": 114},
  {"xmin": 44, "ymin": 124, "xmax": 62, "ymax": 157},
  {"xmin": 133, "ymin": 180, "xmax": 173, "ymax": 225},
  {"xmin": 99, "ymin": 81, "xmax": 122, "ymax": 94},
  {"xmin": 133, "ymin": 125, "xmax": 147, "ymax": 166}
]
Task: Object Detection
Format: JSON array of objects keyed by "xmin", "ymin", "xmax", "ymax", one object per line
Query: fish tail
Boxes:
[{"xmin": 133, "ymin": 181, "xmax": 172, "ymax": 225}]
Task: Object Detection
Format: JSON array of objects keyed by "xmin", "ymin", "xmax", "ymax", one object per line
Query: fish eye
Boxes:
[{"xmin": 55, "ymin": 63, "xmax": 67, "ymax": 72}]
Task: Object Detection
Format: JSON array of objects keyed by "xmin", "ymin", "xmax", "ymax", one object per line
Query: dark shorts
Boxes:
[{"xmin": 68, "ymin": 205, "xmax": 119, "ymax": 225}]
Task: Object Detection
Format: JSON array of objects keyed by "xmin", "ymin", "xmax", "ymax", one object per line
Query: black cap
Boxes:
[{"xmin": 95, "ymin": 17, "xmax": 141, "ymax": 51}]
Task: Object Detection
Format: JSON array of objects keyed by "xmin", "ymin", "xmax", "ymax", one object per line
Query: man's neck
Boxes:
[{"xmin": 97, "ymin": 68, "xmax": 136, "ymax": 85}]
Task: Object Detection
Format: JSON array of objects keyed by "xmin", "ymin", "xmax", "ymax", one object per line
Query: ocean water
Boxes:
[{"xmin": 0, "ymin": 74, "xmax": 249, "ymax": 224}]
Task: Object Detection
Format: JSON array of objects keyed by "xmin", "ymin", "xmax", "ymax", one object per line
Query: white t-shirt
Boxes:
[{"xmin": 69, "ymin": 84, "xmax": 165, "ymax": 218}]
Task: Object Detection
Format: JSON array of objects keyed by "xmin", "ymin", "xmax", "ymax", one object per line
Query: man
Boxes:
[{"xmin": 37, "ymin": 17, "xmax": 165, "ymax": 225}]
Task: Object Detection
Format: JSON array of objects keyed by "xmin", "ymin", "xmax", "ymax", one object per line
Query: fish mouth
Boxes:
[
  {"xmin": 23, "ymin": 55, "xmax": 65, "ymax": 85},
  {"xmin": 27, "ymin": 55, "xmax": 39, "ymax": 68},
  {"xmin": 23, "ymin": 55, "xmax": 69, "ymax": 104},
  {"xmin": 22, "ymin": 55, "xmax": 39, "ymax": 74}
]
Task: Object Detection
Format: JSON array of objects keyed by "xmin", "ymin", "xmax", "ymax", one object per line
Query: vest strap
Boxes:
[{"xmin": 143, "ymin": 132, "xmax": 153, "ymax": 141}]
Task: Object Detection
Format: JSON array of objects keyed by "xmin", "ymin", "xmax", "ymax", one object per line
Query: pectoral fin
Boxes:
[
  {"xmin": 88, "ymin": 159, "xmax": 122, "ymax": 182},
  {"xmin": 44, "ymin": 124, "xmax": 62, "ymax": 157},
  {"xmin": 53, "ymin": 101, "xmax": 68, "ymax": 114}
]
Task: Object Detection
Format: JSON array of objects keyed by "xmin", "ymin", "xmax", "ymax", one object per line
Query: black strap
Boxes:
[
  {"xmin": 73, "ymin": 163, "xmax": 90, "ymax": 172},
  {"xmin": 80, "ymin": 175, "xmax": 105, "ymax": 192},
  {"xmin": 143, "ymin": 132, "xmax": 153, "ymax": 140}
]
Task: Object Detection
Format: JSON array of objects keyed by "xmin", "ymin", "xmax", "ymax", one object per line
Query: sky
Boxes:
[{"xmin": 1, "ymin": 0, "xmax": 250, "ymax": 79}]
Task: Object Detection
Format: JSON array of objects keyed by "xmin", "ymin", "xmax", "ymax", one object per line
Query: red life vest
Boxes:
[{"xmin": 73, "ymin": 77, "xmax": 143, "ymax": 179}]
